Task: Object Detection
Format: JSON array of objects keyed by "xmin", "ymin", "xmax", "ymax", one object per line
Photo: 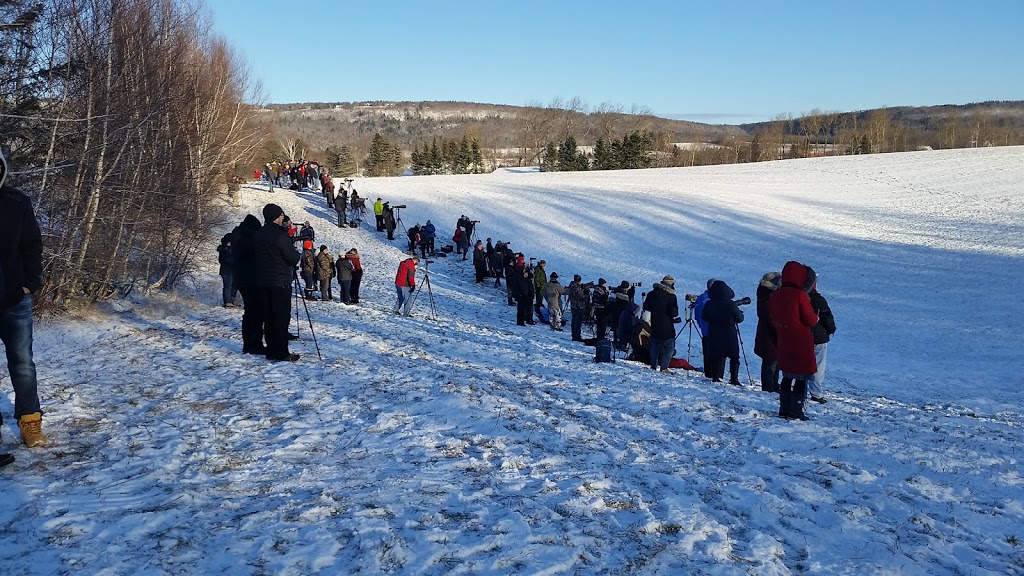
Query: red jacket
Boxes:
[
  {"xmin": 768, "ymin": 261, "xmax": 818, "ymax": 375},
  {"xmin": 395, "ymin": 258, "xmax": 417, "ymax": 288}
]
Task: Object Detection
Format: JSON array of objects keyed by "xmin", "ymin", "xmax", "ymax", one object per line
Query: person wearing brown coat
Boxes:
[
  {"xmin": 753, "ymin": 272, "xmax": 781, "ymax": 392},
  {"xmin": 768, "ymin": 261, "xmax": 818, "ymax": 420},
  {"xmin": 316, "ymin": 246, "xmax": 335, "ymax": 301}
]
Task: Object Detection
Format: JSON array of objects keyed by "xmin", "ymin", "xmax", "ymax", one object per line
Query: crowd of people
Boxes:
[{"xmin": 229, "ymin": 169, "xmax": 839, "ymax": 420}]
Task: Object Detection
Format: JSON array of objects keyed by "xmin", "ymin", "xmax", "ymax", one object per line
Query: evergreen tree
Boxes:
[
  {"xmin": 325, "ymin": 145, "xmax": 343, "ymax": 173},
  {"xmin": 470, "ymin": 140, "xmax": 484, "ymax": 173},
  {"xmin": 338, "ymin": 145, "xmax": 357, "ymax": 176},
  {"xmin": 430, "ymin": 138, "xmax": 442, "ymax": 174},
  {"xmin": 858, "ymin": 134, "xmax": 871, "ymax": 154},
  {"xmin": 410, "ymin": 143, "xmax": 426, "ymax": 175},
  {"xmin": 557, "ymin": 136, "xmax": 579, "ymax": 171},
  {"xmin": 541, "ymin": 142, "xmax": 559, "ymax": 171},
  {"xmin": 593, "ymin": 138, "xmax": 613, "ymax": 170},
  {"xmin": 365, "ymin": 133, "xmax": 399, "ymax": 176},
  {"xmin": 749, "ymin": 133, "xmax": 762, "ymax": 162}
]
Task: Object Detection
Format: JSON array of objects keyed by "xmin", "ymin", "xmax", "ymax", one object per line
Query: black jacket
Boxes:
[
  {"xmin": 217, "ymin": 243, "xmax": 234, "ymax": 276},
  {"xmin": 0, "ymin": 185, "xmax": 43, "ymax": 310},
  {"xmin": 231, "ymin": 215, "xmax": 262, "ymax": 290},
  {"xmin": 701, "ymin": 281, "xmax": 744, "ymax": 359},
  {"xmin": 808, "ymin": 289, "xmax": 836, "ymax": 344},
  {"xmin": 253, "ymin": 221, "xmax": 300, "ymax": 288},
  {"xmin": 643, "ymin": 283, "xmax": 679, "ymax": 340}
]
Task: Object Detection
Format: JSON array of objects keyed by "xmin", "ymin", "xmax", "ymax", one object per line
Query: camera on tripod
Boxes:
[
  {"xmin": 470, "ymin": 220, "xmax": 480, "ymax": 224},
  {"xmin": 684, "ymin": 293, "xmax": 699, "ymax": 303},
  {"xmin": 392, "ymin": 204, "xmax": 407, "ymax": 209},
  {"xmin": 630, "ymin": 282, "xmax": 642, "ymax": 288}
]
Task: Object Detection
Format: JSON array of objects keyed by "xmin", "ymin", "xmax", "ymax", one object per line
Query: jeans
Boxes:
[
  {"xmin": 338, "ymin": 280, "xmax": 351, "ymax": 304},
  {"xmin": 571, "ymin": 310, "xmax": 583, "ymax": 340},
  {"xmin": 650, "ymin": 337, "xmax": 674, "ymax": 371},
  {"xmin": 0, "ymin": 293, "xmax": 42, "ymax": 421},
  {"xmin": 221, "ymin": 274, "xmax": 235, "ymax": 306},
  {"xmin": 395, "ymin": 286, "xmax": 414, "ymax": 316},
  {"xmin": 808, "ymin": 343, "xmax": 828, "ymax": 397}
]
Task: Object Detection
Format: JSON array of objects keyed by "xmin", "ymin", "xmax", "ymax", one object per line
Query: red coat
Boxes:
[
  {"xmin": 768, "ymin": 261, "xmax": 818, "ymax": 375},
  {"xmin": 395, "ymin": 258, "xmax": 417, "ymax": 288}
]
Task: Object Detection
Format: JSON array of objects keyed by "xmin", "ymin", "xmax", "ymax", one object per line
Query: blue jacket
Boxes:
[
  {"xmin": 693, "ymin": 290, "xmax": 711, "ymax": 337},
  {"xmin": 422, "ymin": 222, "xmax": 436, "ymax": 240}
]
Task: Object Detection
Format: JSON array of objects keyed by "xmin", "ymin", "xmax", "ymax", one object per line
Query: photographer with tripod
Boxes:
[
  {"xmin": 393, "ymin": 256, "xmax": 419, "ymax": 317},
  {"xmin": 644, "ymin": 275, "xmax": 681, "ymax": 374},
  {"xmin": 701, "ymin": 280, "xmax": 746, "ymax": 385},
  {"xmin": 253, "ymin": 204, "xmax": 301, "ymax": 362}
]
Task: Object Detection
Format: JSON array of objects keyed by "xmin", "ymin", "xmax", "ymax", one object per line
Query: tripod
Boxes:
[
  {"xmin": 392, "ymin": 207, "xmax": 406, "ymax": 243},
  {"xmin": 674, "ymin": 300, "xmax": 701, "ymax": 365},
  {"xmin": 291, "ymin": 271, "xmax": 323, "ymax": 360},
  {"xmin": 408, "ymin": 259, "xmax": 438, "ymax": 320}
]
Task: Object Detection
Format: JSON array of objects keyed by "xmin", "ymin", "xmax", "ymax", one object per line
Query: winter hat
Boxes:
[
  {"xmin": 549, "ymin": 272, "xmax": 558, "ymax": 280},
  {"xmin": 262, "ymin": 203, "xmax": 283, "ymax": 222},
  {"xmin": 303, "ymin": 240, "xmax": 313, "ymax": 250},
  {"xmin": 573, "ymin": 274, "xmax": 582, "ymax": 282},
  {"xmin": 760, "ymin": 272, "xmax": 781, "ymax": 290},
  {"xmin": 319, "ymin": 245, "xmax": 328, "ymax": 252},
  {"xmin": 619, "ymin": 280, "xmax": 629, "ymax": 290},
  {"xmin": 707, "ymin": 278, "xmax": 719, "ymax": 290},
  {"xmin": 661, "ymin": 275, "xmax": 675, "ymax": 286},
  {"xmin": 220, "ymin": 234, "xmax": 232, "ymax": 244},
  {"xmin": 0, "ymin": 149, "xmax": 7, "ymax": 189},
  {"xmin": 598, "ymin": 278, "xmax": 606, "ymax": 286}
]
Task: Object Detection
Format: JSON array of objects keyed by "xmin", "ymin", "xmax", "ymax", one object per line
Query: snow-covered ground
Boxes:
[{"xmin": 1, "ymin": 147, "xmax": 1022, "ymax": 575}]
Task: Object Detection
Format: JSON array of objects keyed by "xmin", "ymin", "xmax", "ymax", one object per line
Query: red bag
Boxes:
[{"xmin": 668, "ymin": 357, "xmax": 699, "ymax": 370}]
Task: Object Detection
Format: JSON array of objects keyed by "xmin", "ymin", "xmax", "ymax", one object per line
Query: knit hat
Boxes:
[
  {"xmin": 760, "ymin": 272, "xmax": 781, "ymax": 290},
  {"xmin": 707, "ymin": 278, "xmax": 718, "ymax": 290},
  {"xmin": 619, "ymin": 280, "xmax": 629, "ymax": 289},
  {"xmin": 319, "ymin": 245, "xmax": 328, "ymax": 252},
  {"xmin": 549, "ymin": 272, "xmax": 558, "ymax": 280},
  {"xmin": 262, "ymin": 203, "xmax": 283, "ymax": 222},
  {"xmin": 662, "ymin": 275, "xmax": 675, "ymax": 286},
  {"xmin": 303, "ymin": 240, "xmax": 313, "ymax": 250},
  {"xmin": 598, "ymin": 278, "xmax": 606, "ymax": 286},
  {"xmin": 574, "ymin": 274, "xmax": 582, "ymax": 282}
]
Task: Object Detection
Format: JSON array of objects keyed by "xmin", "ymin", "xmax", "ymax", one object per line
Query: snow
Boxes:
[{"xmin": 2, "ymin": 146, "xmax": 1023, "ymax": 574}]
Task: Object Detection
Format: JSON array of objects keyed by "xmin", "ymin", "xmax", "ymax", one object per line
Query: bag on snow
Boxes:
[
  {"xmin": 441, "ymin": 245, "xmax": 454, "ymax": 253},
  {"xmin": 594, "ymin": 338, "xmax": 614, "ymax": 363},
  {"xmin": 668, "ymin": 357, "xmax": 700, "ymax": 371},
  {"xmin": 538, "ymin": 305, "xmax": 550, "ymax": 324}
]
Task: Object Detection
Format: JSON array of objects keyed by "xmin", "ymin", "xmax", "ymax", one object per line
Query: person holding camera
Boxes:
[
  {"xmin": 253, "ymin": 204, "xmax": 301, "ymax": 362},
  {"xmin": 394, "ymin": 256, "xmax": 419, "ymax": 317},
  {"xmin": 643, "ymin": 275, "xmax": 681, "ymax": 373},
  {"xmin": 701, "ymin": 280, "xmax": 745, "ymax": 385},
  {"xmin": 544, "ymin": 272, "xmax": 565, "ymax": 330},
  {"xmin": 591, "ymin": 279, "xmax": 611, "ymax": 339},
  {"xmin": 502, "ymin": 245, "xmax": 517, "ymax": 306},
  {"xmin": 769, "ymin": 261, "xmax": 819, "ymax": 420}
]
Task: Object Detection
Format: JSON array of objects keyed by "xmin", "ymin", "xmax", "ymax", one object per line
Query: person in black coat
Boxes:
[
  {"xmin": 509, "ymin": 265, "xmax": 535, "ymax": 326},
  {"xmin": 807, "ymin": 286, "xmax": 836, "ymax": 403},
  {"xmin": 231, "ymin": 215, "xmax": 265, "ymax": 354},
  {"xmin": 754, "ymin": 272, "xmax": 781, "ymax": 392},
  {"xmin": 701, "ymin": 280, "xmax": 745, "ymax": 385},
  {"xmin": 643, "ymin": 276, "xmax": 680, "ymax": 373},
  {"xmin": 0, "ymin": 151, "xmax": 47, "ymax": 449},
  {"xmin": 472, "ymin": 241, "xmax": 487, "ymax": 283},
  {"xmin": 253, "ymin": 204, "xmax": 301, "ymax": 362}
]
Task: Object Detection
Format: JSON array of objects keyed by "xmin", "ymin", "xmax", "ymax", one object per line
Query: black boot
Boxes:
[
  {"xmin": 790, "ymin": 379, "xmax": 810, "ymax": 421},
  {"xmin": 728, "ymin": 358, "xmax": 741, "ymax": 386},
  {"xmin": 778, "ymin": 377, "xmax": 793, "ymax": 419}
]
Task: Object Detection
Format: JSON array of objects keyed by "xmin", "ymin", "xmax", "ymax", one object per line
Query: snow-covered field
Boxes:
[{"xmin": 1, "ymin": 147, "xmax": 1022, "ymax": 575}]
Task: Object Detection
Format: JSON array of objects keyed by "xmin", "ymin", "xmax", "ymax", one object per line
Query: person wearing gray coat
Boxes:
[{"xmin": 544, "ymin": 272, "xmax": 565, "ymax": 331}]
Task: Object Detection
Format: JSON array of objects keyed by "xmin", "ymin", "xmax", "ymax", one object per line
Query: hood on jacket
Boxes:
[
  {"xmin": 653, "ymin": 282, "xmax": 676, "ymax": 295},
  {"xmin": 708, "ymin": 280, "xmax": 735, "ymax": 301},
  {"xmin": 781, "ymin": 261, "xmax": 816, "ymax": 291},
  {"xmin": 241, "ymin": 214, "xmax": 261, "ymax": 230}
]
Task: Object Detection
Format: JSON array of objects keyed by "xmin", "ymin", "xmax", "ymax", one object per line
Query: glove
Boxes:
[
  {"xmin": 409, "ymin": 285, "xmax": 415, "ymax": 293},
  {"xmin": 672, "ymin": 317, "xmax": 682, "ymax": 324}
]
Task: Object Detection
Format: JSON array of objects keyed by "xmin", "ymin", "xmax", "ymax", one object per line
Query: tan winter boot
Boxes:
[{"xmin": 18, "ymin": 412, "xmax": 47, "ymax": 447}]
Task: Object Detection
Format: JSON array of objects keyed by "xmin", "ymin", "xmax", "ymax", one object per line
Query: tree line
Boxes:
[{"xmin": 0, "ymin": 0, "xmax": 262, "ymax": 307}]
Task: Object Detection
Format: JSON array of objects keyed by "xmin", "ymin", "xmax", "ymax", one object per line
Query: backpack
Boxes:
[
  {"xmin": 594, "ymin": 338, "xmax": 614, "ymax": 363},
  {"xmin": 538, "ymin": 305, "xmax": 550, "ymax": 324}
]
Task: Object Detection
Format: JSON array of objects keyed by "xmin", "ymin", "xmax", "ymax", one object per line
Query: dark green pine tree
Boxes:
[
  {"xmin": 574, "ymin": 150, "xmax": 590, "ymax": 171},
  {"xmin": 749, "ymin": 133, "xmax": 762, "ymax": 162},
  {"xmin": 325, "ymin": 145, "xmax": 343, "ymax": 173},
  {"xmin": 390, "ymin": 143, "xmax": 404, "ymax": 175},
  {"xmin": 410, "ymin": 143, "xmax": 425, "ymax": 175},
  {"xmin": 338, "ymin": 145, "xmax": 357, "ymax": 176},
  {"xmin": 430, "ymin": 138, "xmax": 443, "ymax": 174},
  {"xmin": 557, "ymin": 136, "xmax": 579, "ymax": 171},
  {"xmin": 445, "ymin": 140, "xmax": 459, "ymax": 174},
  {"xmin": 457, "ymin": 135, "xmax": 472, "ymax": 174},
  {"xmin": 365, "ymin": 133, "xmax": 400, "ymax": 176},
  {"xmin": 592, "ymin": 138, "xmax": 613, "ymax": 170},
  {"xmin": 541, "ymin": 142, "xmax": 559, "ymax": 171},
  {"xmin": 470, "ymin": 140, "xmax": 484, "ymax": 173},
  {"xmin": 858, "ymin": 134, "xmax": 871, "ymax": 154}
]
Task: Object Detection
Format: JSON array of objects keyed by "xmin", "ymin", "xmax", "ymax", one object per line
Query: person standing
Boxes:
[
  {"xmin": 231, "ymin": 214, "xmax": 265, "ymax": 354},
  {"xmin": 643, "ymin": 275, "xmax": 680, "ymax": 374},
  {"xmin": 254, "ymin": 204, "xmax": 301, "ymax": 362},
  {"xmin": 300, "ymin": 240, "xmax": 317, "ymax": 300},
  {"xmin": 769, "ymin": 261, "xmax": 818, "ymax": 420},
  {"xmin": 316, "ymin": 246, "xmax": 335, "ymax": 301},
  {"xmin": 394, "ymin": 256, "xmax": 419, "ymax": 316},
  {"xmin": 566, "ymin": 274, "xmax": 587, "ymax": 342},
  {"xmin": 336, "ymin": 251, "xmax": 354, "ymax": 304},
  {"xmin": 754, "ymin": 272, "xmax": 781, "ymax": 392},
  {"xmin": 346, "ymin": 248, "xmax": 363, "ymax": 303},
  {"xmin": 217, "ymin": 234, "xmax": 236, "ymax": 307},
  {"xmin": 692, "ymin": 279, "xmax": 716, "ymax": 378},
  {"xmin": 472, "ymin": 241, "xmax": 487, "ymax": 283},
  {"xmin": 544, "ymin": 272, "xmax": 565, "ymax": 331},
  {"xmin": 533, "ymin": 260, "xmax": 548, "ymax": 318},
  {"xmin": 0, "ymin": 151, "xmax": 47, "ymax": 448},
  {"xmin": 701, "ymin": 280, "xmax": 745, "ymax": 385},
  {"xmin": 591, "ymin": 278, "xmax": 611, "ymax": 339},
  {"xmin": 808, "ymin": 284, "xmax": 836, "ymax": 403},
  {"xmin": 373, "ymin": 198, "xmax": 384, "ymax": 231}
]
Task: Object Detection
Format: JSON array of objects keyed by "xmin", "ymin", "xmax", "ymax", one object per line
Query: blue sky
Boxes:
[{"xmin": 207, "ymin": 0, "xmax": 1023, "ymax": 124}]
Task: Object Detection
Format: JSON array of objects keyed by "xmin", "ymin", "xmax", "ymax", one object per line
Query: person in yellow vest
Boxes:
[{"xmin": 373, "ymin": 198, "xmax": 384, "ymax": 232}]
